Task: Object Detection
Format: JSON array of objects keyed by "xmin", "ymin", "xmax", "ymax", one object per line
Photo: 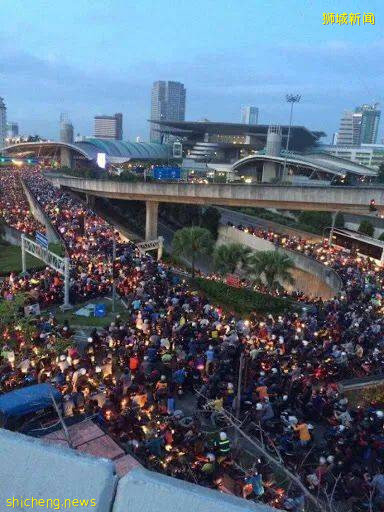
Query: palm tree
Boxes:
[
  {"xmin": 246, "ymin": 250, "xmax": 295, "ymax": 290},
  {"xmin": 172, "ymin": 226, "xmax": 214, "ymax": 277},
  {"xmin": 213, "ymin": 243, "xmax": 252, "ymax": 276}
]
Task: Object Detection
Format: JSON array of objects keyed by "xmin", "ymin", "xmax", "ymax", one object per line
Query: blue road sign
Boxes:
[
  {"xmin": 36, "ymin": 232, "xmax": 48, "ymax": 250},
  {"xmin": 153, "ymin": 166, "xmax": 181, "ymax": 180}
]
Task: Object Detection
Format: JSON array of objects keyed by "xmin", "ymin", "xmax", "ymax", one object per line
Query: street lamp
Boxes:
[{"xmin": 282, "ymin": 93, "xmax": 301, "ymax": 181}]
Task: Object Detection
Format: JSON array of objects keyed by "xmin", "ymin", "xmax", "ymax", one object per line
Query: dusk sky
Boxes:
[{"xmin": 0, "ymin": 0, "xmax": 383, "ymax": 142}]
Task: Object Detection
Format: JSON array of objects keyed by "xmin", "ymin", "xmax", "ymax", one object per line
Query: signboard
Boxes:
[
  {"xmin": 94, "ymin": 304, "xmax": 106, "ymax": 318},
  {"xmin": 97, "ymin": 152, "xmax": 107, "ymax": 169},
  {"xmin": 153, "ymin": 166, "xmax": 181, "ymax": 180},
  {"xmin": 35, "ymin": 232, "xmax": 48, "ymax": 250}
]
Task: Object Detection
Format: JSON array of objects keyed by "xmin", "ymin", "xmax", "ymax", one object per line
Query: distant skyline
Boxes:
[{"xmin": 0, "ymin": 0, "xmax": 383, "ymax": 143}]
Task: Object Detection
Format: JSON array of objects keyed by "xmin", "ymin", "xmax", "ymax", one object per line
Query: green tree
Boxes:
[
  {"xmin": 246, "ymin": 250, "xmax": 295, "ymax": 290},
  {"xmin": 172, "ymin": 227, "xmax": 214, "ymax": 277},
  {"xmin": 378, "ymin": 232, "xmax": 384, "ymax": 242},
  {"xmin": 201, "ymin": 207, "xmax": 221, "ymax": 239},
  {"xmin": 298, "ymin": 211, "xmax": 344, "ymax": 233},
  {"xmin": 213, "ymin": 243, "xmax": 252, "ymax": 276},
  {"xmin": 358, "ymin": 220, "xmax": 374, "ymax": 237}
]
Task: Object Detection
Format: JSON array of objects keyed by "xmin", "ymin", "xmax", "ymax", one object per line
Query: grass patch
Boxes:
[
  {"xmin": 49, "ymin": 243, "xmax": 66, "ymax": 257},
  {"xmin": 0, "ymin": 239, "xmax": 66, "ymax": 276},
  {"xmin": 52, "ymin": 299, "xmax": 128, "ymax": 327},
  {"xmin": 191, "ymin": 277, "xmax": 295, "ymax": 316},
  {"xmin": 0, "ymin": 241, "xmax": 45, "ymax": 276}
]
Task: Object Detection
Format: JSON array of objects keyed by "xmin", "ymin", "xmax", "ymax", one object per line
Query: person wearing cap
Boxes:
[
  {"xmin": 214, "ymin": 431, "xmax": 231, "ymax": 457},
  {"xmin": 201, "ymin": 453, "xmax": 216, "ymax": 478},
  {"xmin": 155, "ymin": 375, "xmax": 168, "ymax": 399},
  {"xmin": 140, "ymin": 355, "xmax": 152, "ymax": 376}
]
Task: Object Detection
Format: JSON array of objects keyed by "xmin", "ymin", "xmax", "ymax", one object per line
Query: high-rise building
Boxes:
[
  {"xmin": 6, "ymin": 122, "xmax": 18, "ymax": 139},
  {"xmin": 337, "ymin": 103, "xmax": 381, "ymax": 146},
  {"xmin": 150, "ymin": 81, "xmax": 186, "ymax": 143},
  {"xmin": 59, "ymin": 113, "xmax": 74, "ymax": 144},
  {"xmin": 0, "ymin": 98, "xmax": 7, "ymax": 148},
  {"xmin": 337, "ymin": 110, "xmax": 363, "ymax": 146},
  {"xmin": 94, "ymin": 113, "xmax": 123, "ymax": 140},
  {"xmin": 356, "ymin": 103, "xmax": 380, "ymax": 144},
  {"xmin": 241, "ymin": 106, "xmax": 259, "ymax": 125}
]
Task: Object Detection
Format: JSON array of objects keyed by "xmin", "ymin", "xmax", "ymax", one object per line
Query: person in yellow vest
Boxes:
[
  {"xmin": 214, "ymin": 431, "xmax": 231, "ymax": 458},
  {"xmin": 208, "ymin": 395, "xmax": 223, "ymax": 427}
]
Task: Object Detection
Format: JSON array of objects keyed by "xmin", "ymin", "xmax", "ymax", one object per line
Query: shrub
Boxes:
[
  {"xmin": 358, "ymin": 220, "xmax": 374, "ymax": 237},
  {"xmin": 192, "ymin": 277, "xmax": 296, "ymax": 316}
]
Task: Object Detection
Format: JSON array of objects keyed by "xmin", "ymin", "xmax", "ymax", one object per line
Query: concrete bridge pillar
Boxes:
[
  {"xmin": 261, "ymin": 161, "xmax": 279, "ymax": 182},
  {"xmin": 60, "ymin": 147, "xmax": 73, "ymax": 169},
  {"xmin": 145, "ymin": 201, "xmax": 159, "ymax": 241},
  {"xmin": 86, "ymin": 194, "xmax": 95, "ymax": 207}
]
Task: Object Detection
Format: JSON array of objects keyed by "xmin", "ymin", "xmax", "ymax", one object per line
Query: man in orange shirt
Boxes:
[
  {"xmin": 256, "ymin": 385, "xmax": 269, "ymax": 401},
  {"xmin": 294, "ymin": 421, "xmax": 311, "ymax": 446}
]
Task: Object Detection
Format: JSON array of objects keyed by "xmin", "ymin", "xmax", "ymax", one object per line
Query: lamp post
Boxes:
[
  {"xmin": 282, "ymin": 94, "xmax": 301, "ymax": 181},
  {"xmin": 112, "ymin": 232, "xmax": 116, "ymax": 314}
]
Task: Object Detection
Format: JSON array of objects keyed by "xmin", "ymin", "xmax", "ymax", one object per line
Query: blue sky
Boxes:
[{"xmin": 0, "ymin": 0, "xmax": 383, "ymax": 142}]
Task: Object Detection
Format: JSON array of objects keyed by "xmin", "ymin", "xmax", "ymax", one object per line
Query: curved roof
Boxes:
[
  {"xmin": 1, "ymin": 139, "xmax": 172, "ymax": 162},
  {"xmin": 232, "ymin": 152, "xmax": 377, "ymax": 177},
  {"xmin": 1, "ymin": 141, "xmax": 92, "ymax": 159},
  {"xmin": 76, "ymin": 138, "xmax": 172, "ymax": 160}
]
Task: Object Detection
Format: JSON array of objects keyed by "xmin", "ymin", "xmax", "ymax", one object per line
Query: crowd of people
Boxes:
[
  {"xmin": 0, "ymin": 169, "xmax": 45, "ymax": 235},
  {"xmin": 1, "ymin": 167, "xmax": 384, "ymax": 510}
]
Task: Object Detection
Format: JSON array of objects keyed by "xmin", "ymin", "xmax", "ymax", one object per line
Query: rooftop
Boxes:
[
  {"xmin": 1, "ymin": 138, "xmax": 173, "ymax": 163},
  {"xmin": 149, "ymin": 119, "xmax": 325, "ymax": 144},
  {"xmin": 0, "ymin": 428, "xmax": 276, "ymax": 512}
]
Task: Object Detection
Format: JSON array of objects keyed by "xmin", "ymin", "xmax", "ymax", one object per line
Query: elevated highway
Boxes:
[{"xmin": 47, "ymin": 174, "xmax": 383, "ymax": 239}]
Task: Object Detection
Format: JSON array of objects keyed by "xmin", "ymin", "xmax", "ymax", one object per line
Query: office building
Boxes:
[
  {"xmin": 337, "ymin": 111, "xmax": 362, "ymax": 146},
  {"xmin": 6, "ymin": 122, "xmax": 18, "ymax": 139},
  {"xmin": 94, "ymin": 113, "xmax": 123, "ymax": 140},
  {"xmin": 337, "ymin": 103, "xmax": 381, "ymax": 146},
  {"xmin": 241, "ymin": 106, "xmax": 259, "ymax": 125},
  {"xmin": 322, "ymin": 143, "xmax": 384, "ymax": 170},
  {"xmin": 0, "ymin": 98, "xmax": 6, "ymax": 148},
  {"xmin": 356, "ymin": 103, "xmax": 380, "ymax": 144},
  {"xmin": 150, "ymin": 81, "xmax": 186, "ymax": 143}
]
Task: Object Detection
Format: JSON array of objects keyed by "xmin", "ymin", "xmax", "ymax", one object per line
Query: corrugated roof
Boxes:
[{"xmin": 77, "ymin": 138, "xmax": 171, "ymax": 160}]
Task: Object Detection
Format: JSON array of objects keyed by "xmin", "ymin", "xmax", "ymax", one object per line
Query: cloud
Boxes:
[{"xmin": 0, "ymin": 38, "xmax": 382, "ymax": 141}]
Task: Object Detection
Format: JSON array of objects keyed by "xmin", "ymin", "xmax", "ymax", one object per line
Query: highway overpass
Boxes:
[{"xmin": 47, "ymin": 174, "xmax": 383, "ymax": 240}]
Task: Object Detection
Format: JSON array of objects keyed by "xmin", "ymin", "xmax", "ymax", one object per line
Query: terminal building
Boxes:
[
  {"xmin": 148, "ymin": 119, "xmax": 377, "ymax": 184},
  {"xmin": 148, "ymin": 119, "xmax": 325, "ymax": 163},
  {"xmin": 0, "ymin": 125, "xmax": 378, "ymax": 185}
]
